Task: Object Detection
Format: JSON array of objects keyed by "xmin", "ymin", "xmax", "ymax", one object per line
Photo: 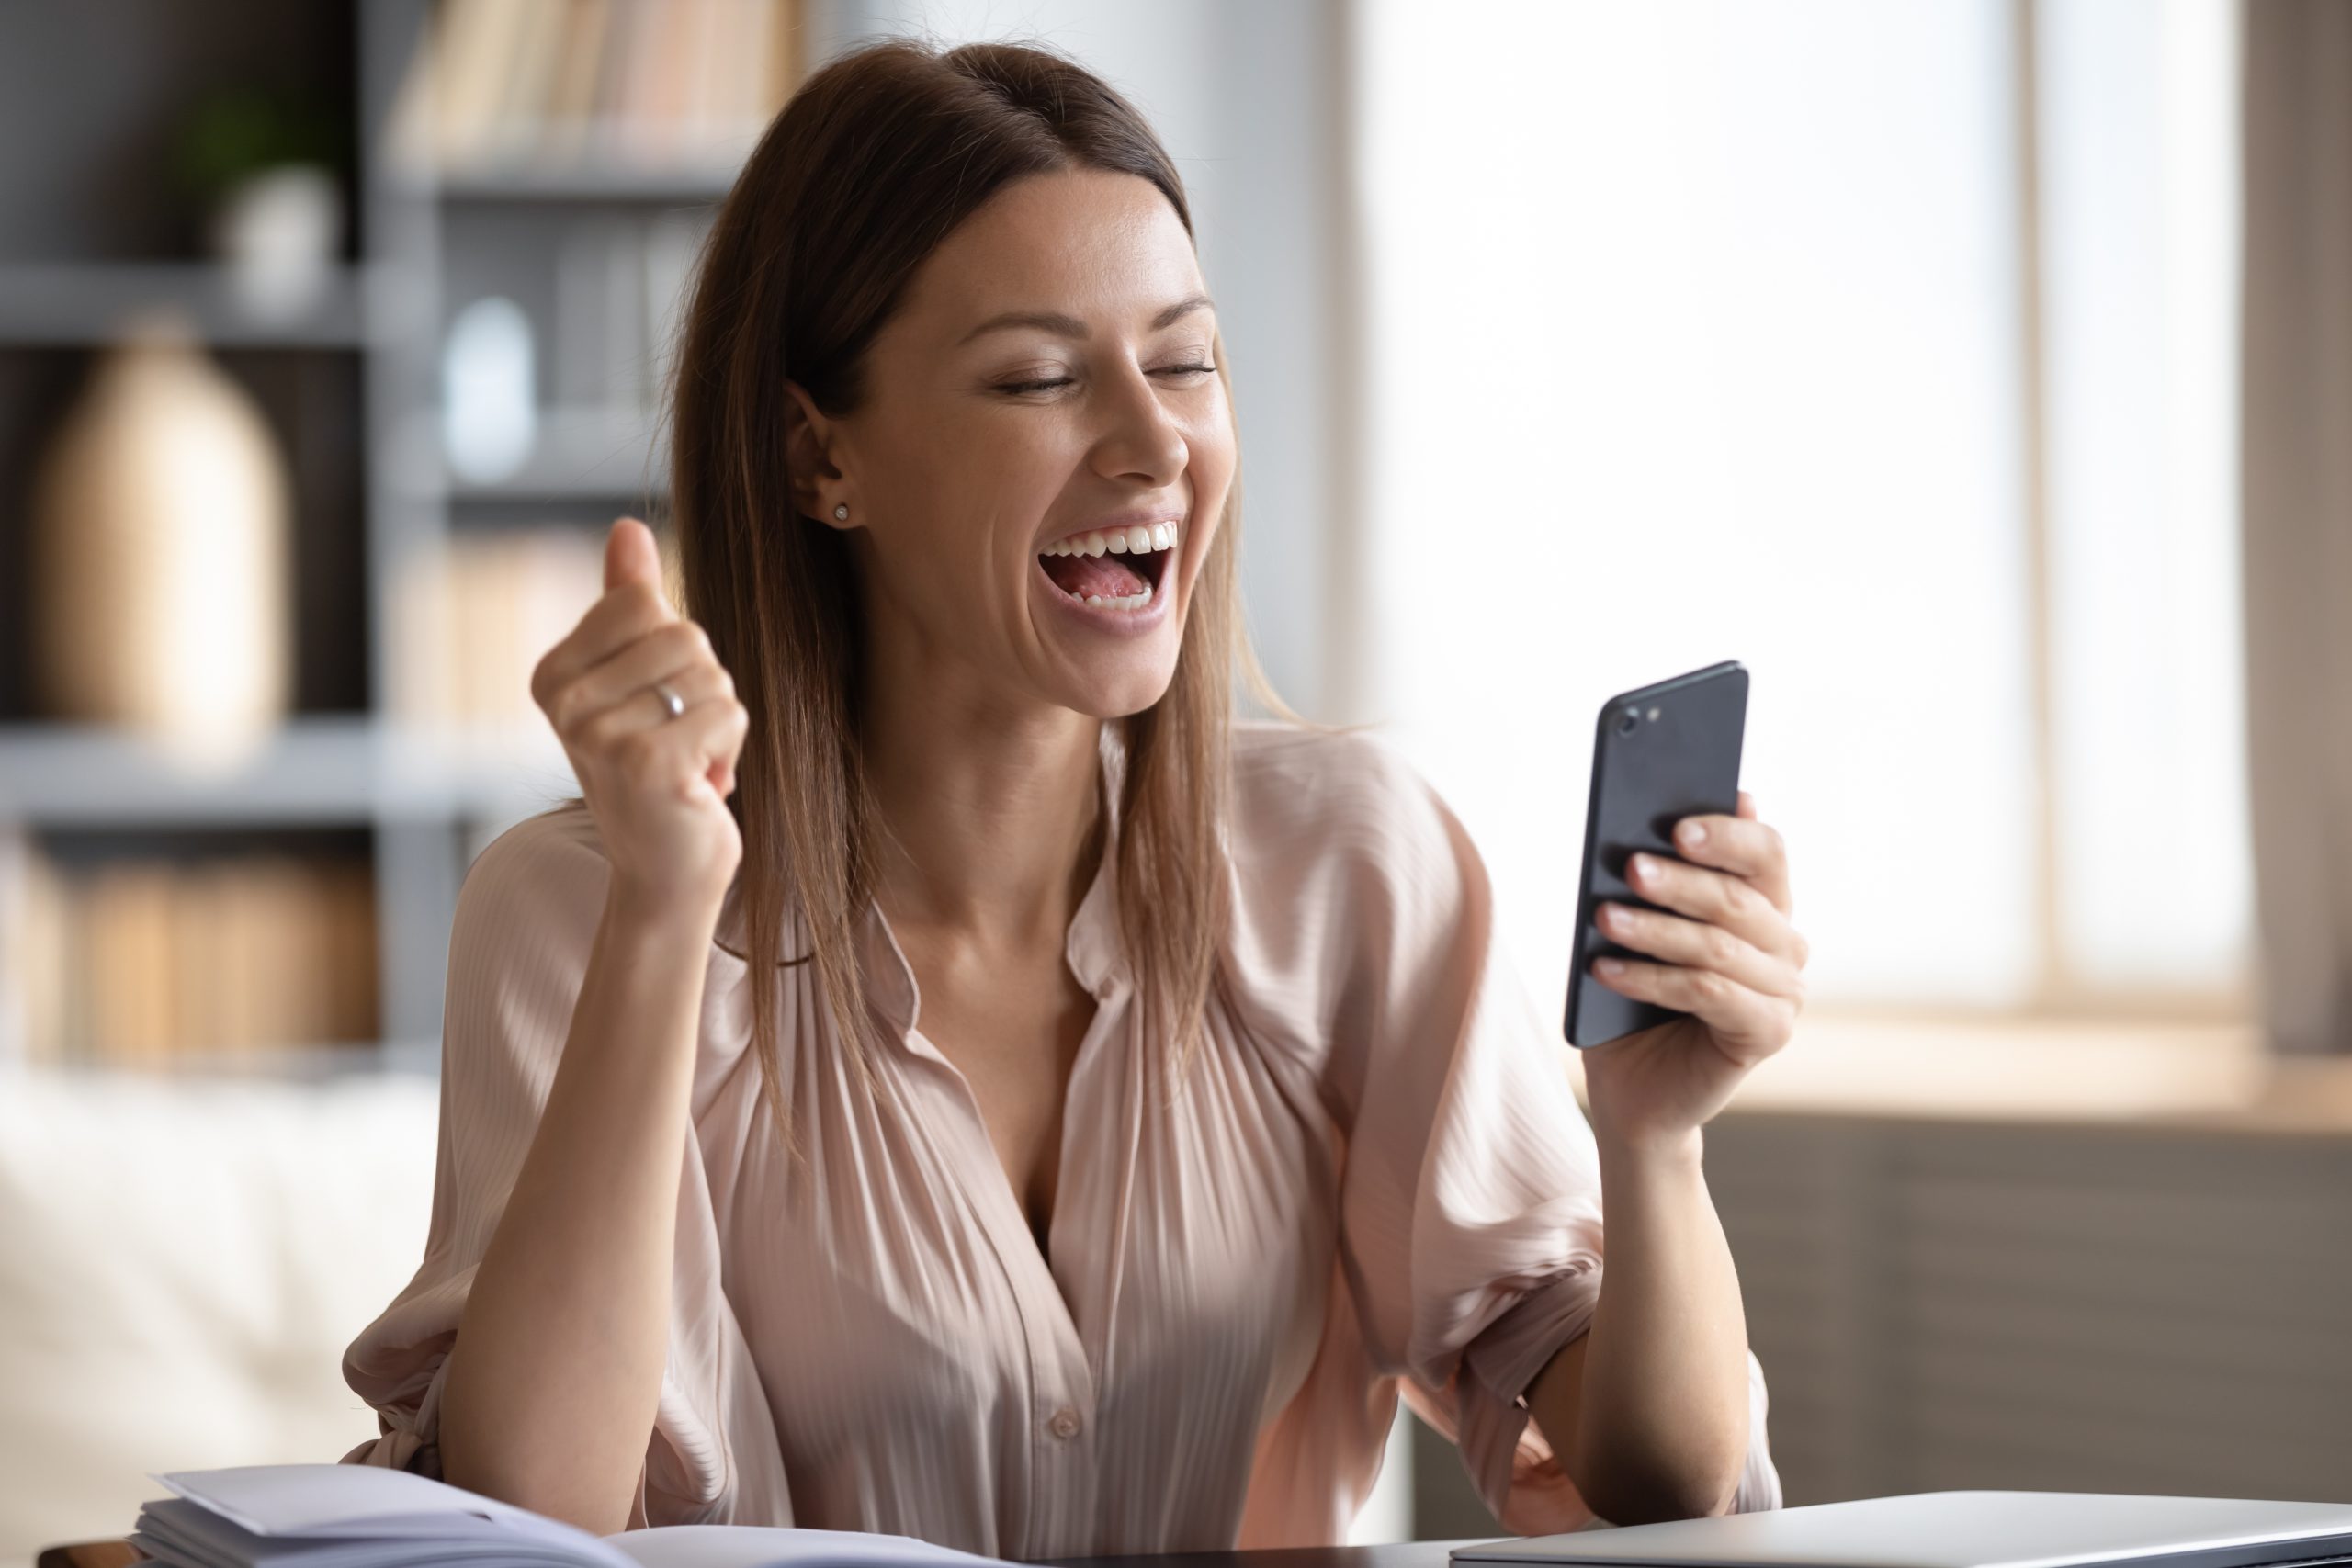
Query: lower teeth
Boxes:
[{"xmin": 1076, "ymin": 580, "xmax": 1153, "ymax": 610}]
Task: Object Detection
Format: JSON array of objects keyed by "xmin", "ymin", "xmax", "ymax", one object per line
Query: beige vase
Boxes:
[{"xmin": 30, "ymin": 310, "xmax": 294, "ymax": 767}]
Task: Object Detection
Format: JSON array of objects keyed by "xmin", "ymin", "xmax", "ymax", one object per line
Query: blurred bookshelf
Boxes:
[{"xmin": 0, "ymin": 0, "xmax": 810, "ymax": 1076}]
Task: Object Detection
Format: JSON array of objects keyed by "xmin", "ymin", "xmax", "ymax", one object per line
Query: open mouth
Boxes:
[{"xmin": 1037, "ymin": 521, "xmax": 1181, "ymax": 611}]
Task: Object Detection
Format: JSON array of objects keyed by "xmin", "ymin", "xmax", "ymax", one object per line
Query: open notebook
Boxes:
[{"xmin": 130, "ymin": 1464, "xmax": 1013, "ymax": 1568}]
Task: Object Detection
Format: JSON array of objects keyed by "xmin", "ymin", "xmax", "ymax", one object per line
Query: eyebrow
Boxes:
[{"xmin": 955, "ymin": 292, "xmax": 1216, "ymax": 346}]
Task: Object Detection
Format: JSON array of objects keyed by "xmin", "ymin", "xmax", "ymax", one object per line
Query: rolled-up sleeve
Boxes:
[
  {"xmin": 337, "ymin": 805, "xmax": 780, "ymax": 1528},
  {"xmin": 1327, "ymin": 737, "xmax": 1781, "ymax": 1532}
]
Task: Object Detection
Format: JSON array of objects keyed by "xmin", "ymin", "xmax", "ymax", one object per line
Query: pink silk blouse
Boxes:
[{"xmin": 339, "ymin": 721, "xmax": 1781, "ymax": 1553}]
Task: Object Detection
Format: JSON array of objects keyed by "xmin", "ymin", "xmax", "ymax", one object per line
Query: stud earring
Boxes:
[{"xmin": 832, "ymin": 502, "xmax": 849, "ymax": 521}]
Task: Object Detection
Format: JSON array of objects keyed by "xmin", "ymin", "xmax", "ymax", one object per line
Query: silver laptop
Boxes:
[{"xmin": 1450, "ymin": 1491, "xmax": 2352, "ymax": 1568}]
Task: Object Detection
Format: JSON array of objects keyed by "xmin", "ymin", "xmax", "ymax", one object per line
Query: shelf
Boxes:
[
  {"xmin": 0, "ymin": 716, "xmax": 578, "ymax": 828},
  {"xmin": 390, "ymin": 404, "xmax": 669, "ymax": 504},
  {"xmin": 403, "ymin": 164, "xmax": 741, "ymax": 204},
  {"xmin": 0, "ymin": 262, "xmax": 371, "ymax": 348},
  {"xmin": 5, "ymin": 1036, "xmax": 444, "ymax": 1080},
  {"xmin": 1690, "ymin": 1009, "xmax": 2352, "ymax": 1133}
]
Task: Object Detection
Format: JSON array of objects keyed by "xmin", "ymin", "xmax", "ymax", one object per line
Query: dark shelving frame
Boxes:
[{"xmin": 0, "ymin": 0, "xmax": 840, "ymax": 1071}]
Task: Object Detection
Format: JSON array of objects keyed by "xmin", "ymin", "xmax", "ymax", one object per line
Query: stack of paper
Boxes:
[{"xmin": 130, "ymin": 1465, "xmax": 1013, "ymax": 1568}]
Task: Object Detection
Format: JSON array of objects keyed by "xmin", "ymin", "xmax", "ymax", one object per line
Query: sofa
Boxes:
[{"xmin": 0, "ymin": 1066, "xmax": 439, "ymax": 1568}]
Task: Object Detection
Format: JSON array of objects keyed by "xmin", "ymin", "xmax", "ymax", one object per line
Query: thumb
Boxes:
[{"xmin": 603, "ymin": 515, "xmax": 668, "ymax": 603}]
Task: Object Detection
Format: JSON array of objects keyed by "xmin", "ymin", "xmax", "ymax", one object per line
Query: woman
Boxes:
[{"xmin": 342, "ymin": 36, "xmax": 1809, "ymax": 1555}]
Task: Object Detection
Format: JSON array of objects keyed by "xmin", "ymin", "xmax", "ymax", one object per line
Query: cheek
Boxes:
[
  {"xmin": 1183, "ymin": 423, "xmax": 1238, "ymax": 549},
  {"xmin": 922, "ymin": 423, "xmax": 1073, "ymax": 539},
  {"xmin": 865, "ymin": 431, "xmax": 1048, "ymax": 591}
]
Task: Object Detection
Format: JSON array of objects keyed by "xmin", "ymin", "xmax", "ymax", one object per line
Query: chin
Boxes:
[{"xmin": 1057, "ymin": 652, "xmax": 1181, "ymax": 719}]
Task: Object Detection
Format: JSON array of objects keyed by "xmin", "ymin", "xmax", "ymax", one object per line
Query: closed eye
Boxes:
[{"xmin": 1001, "ymin": 363, "xmax": 1217, "ymax": 396}]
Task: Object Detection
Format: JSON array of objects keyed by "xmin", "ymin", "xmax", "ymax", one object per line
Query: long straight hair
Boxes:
[{"xmin": 662, "ymin": 36, "xmax": 1309, "ymax": 1143}]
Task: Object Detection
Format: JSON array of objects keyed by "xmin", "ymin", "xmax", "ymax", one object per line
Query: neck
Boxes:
[{"xmin": 859, "ymin": 654, "xmax": 1108, "ymax": 950}]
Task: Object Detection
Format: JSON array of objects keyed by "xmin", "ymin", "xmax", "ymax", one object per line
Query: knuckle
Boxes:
[
  {"xmin": 614, "ymin": 728, "xmax": 661, "ymax": 774},
  {"xmin": 557, "ymin": 682, "xmax": 598, "ymax": 737},
  {"xmin": 1706, "ymin": 925, "xmax": 1742, "ymax": 969}
]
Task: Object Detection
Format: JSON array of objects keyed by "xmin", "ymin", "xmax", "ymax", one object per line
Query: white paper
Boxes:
[
  {"xmin": 152, "ymin": 1465, "xmax": 640, "ymax": 1568},
  {"xmin": 141, "ymin": 1464, "xmax": 1019, "ymax": 1568}
]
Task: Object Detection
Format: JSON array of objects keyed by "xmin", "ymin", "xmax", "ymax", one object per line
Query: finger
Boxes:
[
  {"xmin": 532, "ymin": 578, "xmax": 676, "ymax": 703},
  {"xmin": 1624, "ymin": 850, "xmax": 1800, "ymax": 961},
  {"xmin": 604, "ymin": 515, "xmax": 663, "ymax": 595},
  {"xmin": 681, "ymin": 694, "xmax": 751, "ymax": 802},
  {"xmin": 1589, "ymin": 956, "xmax": 1793, "ymax": 1064},
  {"xmin": 554, "ymin": 621, "xmax": 729, "ymax": 737},
  {"xmin": 614, "ymin": 694, "xmax": 749, "ymax": 805},
  {"xmin": 1737, "ymin": 789, "xmax": 1758, "ymax": 819},
  {"xmin": 572, "ymin": 654, "xmax": 730, "ymax": 754},
  {"xmin": 1668, "ymin": 811, "xmax": 1792, "ymax": 914},
  {"xmin": 1594, "ymin": 900, "xmax": 1799, "ymax": 1000}
]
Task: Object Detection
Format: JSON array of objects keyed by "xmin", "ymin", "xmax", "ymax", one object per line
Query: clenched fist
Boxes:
[{"xmin": 529, "ymin": 517, "xmax": 750, "ymax": 914}]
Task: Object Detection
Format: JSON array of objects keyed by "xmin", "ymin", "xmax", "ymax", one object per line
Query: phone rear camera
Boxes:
[{"xmin": 1615, "ymin": 710, "xmax": 1640, "ymax": 737}]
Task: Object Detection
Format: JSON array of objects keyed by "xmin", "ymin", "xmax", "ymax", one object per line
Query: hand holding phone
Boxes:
[
  {"xmin": 1564, "ymin": 660, "xmax": 1748, "ymax": 1050},
  {"xmin": 1561, "ymin": 660, "xmax": 1810, "ymax": 1144}
]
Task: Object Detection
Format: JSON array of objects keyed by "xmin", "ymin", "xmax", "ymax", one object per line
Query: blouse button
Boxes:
[{"xmin": 1047, "ymin": 1405, "xmax": 1082, "ymax": 1439}]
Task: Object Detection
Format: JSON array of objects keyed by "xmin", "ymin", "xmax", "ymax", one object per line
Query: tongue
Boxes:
[{"xmin": 1041, "ymin": 551, "xmax": 1148, "ymax": 599}]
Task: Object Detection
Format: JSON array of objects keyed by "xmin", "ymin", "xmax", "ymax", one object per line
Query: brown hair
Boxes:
[{"xmin": 659, "ymin": 36, "xmax": 1309, "ymax": 1143}]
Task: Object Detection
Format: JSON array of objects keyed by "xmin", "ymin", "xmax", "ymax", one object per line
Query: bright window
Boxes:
[{"xmin": 1351, "ymin": 0, "xmax": 2247, "ymax": 1019}]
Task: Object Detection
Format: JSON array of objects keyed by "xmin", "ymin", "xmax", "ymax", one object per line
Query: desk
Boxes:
[
  {"xmin": 1043, "ymin": 1548, "xmax": 1486, "ymax": 1568},
  {"xmin": 40, "ymin": 1540, "xmax": 1498, "ymax": 1568}
]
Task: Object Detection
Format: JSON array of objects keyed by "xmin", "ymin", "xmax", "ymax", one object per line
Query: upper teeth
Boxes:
[{"xmin": 1043, "ymin": 522, "xmax": 1181, "ymax": 557}]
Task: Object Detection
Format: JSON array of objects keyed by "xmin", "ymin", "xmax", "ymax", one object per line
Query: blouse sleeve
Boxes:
[
  {"xmin": 1324, "ymin": 735, "xmax": 1781, "ymax": 1531},
  {"xmin": 337, "ymin": 806, "xmax": 785, "ymax": 1529}
]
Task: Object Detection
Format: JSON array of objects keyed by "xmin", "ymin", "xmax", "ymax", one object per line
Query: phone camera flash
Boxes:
[{"xmin": 1646, "ymin": 707, "xmax": 1660, "ymax": 722}]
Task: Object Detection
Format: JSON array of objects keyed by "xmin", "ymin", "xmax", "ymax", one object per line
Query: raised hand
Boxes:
[{"xmin": 527, "ymin": 516, "xmax": 750, "ymax": 914}]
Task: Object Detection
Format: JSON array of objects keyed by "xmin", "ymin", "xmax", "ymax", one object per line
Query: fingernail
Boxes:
[
  {"xmin": 1679, "ymin": 819, "xmax": 1707, "ymax": 849},
  {"xmin": 1630, "ymin": 853, "xmax": 1656, "ymax": 883},
  {"xmin": 1595, "ymin": 957, "xmax": 1625, "ymax": 977}
]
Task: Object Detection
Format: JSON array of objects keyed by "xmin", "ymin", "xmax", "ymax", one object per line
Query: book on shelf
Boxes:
[
  {"xmin": 390, "ymin": 0, "xmax": 801, "ymax": 176},
  {"xmin": 389, "ymin": 524, "xmax": 645, "ymax": 731},
  {"xmin": 130, "ymin": 1462, "xmax": 1011, "ymax": 1568},
  {"xmin": 550, "ymin": 209, "xmax": 707, "ymax": 414},
  {"xmin": 0, "ymin": 831, "xmax": 377, "ymax": 1069}
]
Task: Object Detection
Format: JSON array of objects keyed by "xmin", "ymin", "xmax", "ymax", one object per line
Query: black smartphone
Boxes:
[{"xmin": 1563, "ymin": 660, "xmax": 1749, "ymax": 1049}]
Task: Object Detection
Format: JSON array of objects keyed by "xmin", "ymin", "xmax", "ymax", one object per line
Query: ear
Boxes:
[{"xmin": 783, "ymin": 378, "xmax": 854, "ymax": 529}]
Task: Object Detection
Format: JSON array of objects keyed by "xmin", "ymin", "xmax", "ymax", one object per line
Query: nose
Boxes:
[{"xmin": 1090, "ymin": 359, "xmax": 1189, "ymax": 491}]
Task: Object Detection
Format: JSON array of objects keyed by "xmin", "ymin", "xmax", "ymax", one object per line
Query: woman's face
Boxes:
[{"xmin": 794, "ymin": 167, "xmax": 1235, "ymax": 721}]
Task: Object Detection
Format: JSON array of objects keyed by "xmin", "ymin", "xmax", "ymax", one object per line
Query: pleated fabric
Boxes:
[{"xmin": 339, "ymin": 721, "xmax": 1781, "ymax": 1552}]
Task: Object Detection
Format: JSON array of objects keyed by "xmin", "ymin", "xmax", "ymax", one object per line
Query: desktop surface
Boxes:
[{"xmin": 1035, "ymin": 1543, "xmax": 1494, "ymax": 1568}]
